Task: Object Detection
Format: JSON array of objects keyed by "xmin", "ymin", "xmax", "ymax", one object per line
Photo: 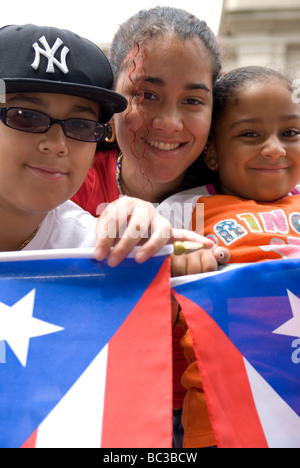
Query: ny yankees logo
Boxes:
[{"xmin": 31, "ymin": 36, "xmax": 70, "ymax": 74}]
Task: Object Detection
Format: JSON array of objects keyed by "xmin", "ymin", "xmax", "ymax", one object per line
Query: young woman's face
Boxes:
[
  {"xmin": 0, "ymin": 92, "xmax": 98, "ymax": 215},
  {"xmin": 114, "ymin": 34, "xmax": 214, "ymax": 185},
  {"xmin": 211, "ymin": 79, "xmax": 300, "ymax": 201}
]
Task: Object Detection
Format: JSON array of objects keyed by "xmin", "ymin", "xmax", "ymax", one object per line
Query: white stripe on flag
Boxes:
[
  {"xmin": 35, "ymin": 345, "xmax": 108, "ymax": 448},
  {"xmin": 244, "ymin": 358, "xmax": 300, "ymax": 448}
]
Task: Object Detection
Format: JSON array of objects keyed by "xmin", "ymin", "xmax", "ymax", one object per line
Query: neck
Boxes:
[
  {"xmin": 0, "ymin": 211, "xmax": 45, "ymax": 252},
  {"xmin": 119, "ymin": 154, "xmax": 185, "ymax": 204}
]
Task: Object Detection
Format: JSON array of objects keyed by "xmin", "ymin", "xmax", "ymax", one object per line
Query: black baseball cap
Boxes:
[{"xmin": 0, "ymin": 24, "xmax": 127, "ymax": 123}]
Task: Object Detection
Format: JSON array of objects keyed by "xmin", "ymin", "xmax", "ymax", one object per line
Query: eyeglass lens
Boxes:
[{"xmin": 3, "ymin": 108, "xmax": 105, "ymax": 142}]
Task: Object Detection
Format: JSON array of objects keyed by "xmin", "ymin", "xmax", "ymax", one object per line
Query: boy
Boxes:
[{"xmin": 0, "ymin": 23, "xmax": 124, "ymax": 254}]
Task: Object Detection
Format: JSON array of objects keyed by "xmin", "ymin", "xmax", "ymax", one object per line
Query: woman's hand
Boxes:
[{"xmin": 94, "ymin": 196, "xmax": 215, "ymax": 267}]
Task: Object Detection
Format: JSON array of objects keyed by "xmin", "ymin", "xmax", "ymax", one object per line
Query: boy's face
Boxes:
[
  {"xmin": 0, "ymin": 92, "xmax": 98, "ymax": 215},
  {"xmin": 210, "ymin": 79, "xmax": 300, "ymax": 201}
]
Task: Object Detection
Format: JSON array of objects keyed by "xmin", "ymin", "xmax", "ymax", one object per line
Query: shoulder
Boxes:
[
  {"xmin": 158, "ymin": 185, "xmax": 213, "ymax": 229},
  {"xmin": 93, "ymin": 148, "xmax": 119, "ymax": 172},
  {"xmin": 27, "ymin": 201, "xmax": 97, "ymax": 250},
  {"xmin": 72, "ymin": 148, "xmax": 120, "ymax": 214},
  {"xmin": 290, "ymin": 185, "xmax": 300, "ymax": 195}
]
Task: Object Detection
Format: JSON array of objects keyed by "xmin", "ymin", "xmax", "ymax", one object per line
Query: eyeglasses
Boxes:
[{"xmin": 0, "ymin": 107, "xmax": 109, "ymax": 143}]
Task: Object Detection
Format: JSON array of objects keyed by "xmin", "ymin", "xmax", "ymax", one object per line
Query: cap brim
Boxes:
[{"xmin": 3, "ymin": 78, "xmax": 128, "ymax": 123}]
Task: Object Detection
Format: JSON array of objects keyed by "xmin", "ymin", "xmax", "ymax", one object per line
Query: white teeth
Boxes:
[{"xmin": 147, "ymin": 141, "xmax": 181, "ymax": 151}]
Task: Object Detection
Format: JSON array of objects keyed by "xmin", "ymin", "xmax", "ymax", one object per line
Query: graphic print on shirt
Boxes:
[{"xmin": 192, "ymin": 195, "xmax": 300, "ymax": 261}]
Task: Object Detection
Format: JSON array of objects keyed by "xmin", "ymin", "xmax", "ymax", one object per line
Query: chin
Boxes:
[
  {"xmin": 253, "ymin": 192, "xmax": 285, "ymax": 202},
  {"xmin": 150, "ymin": 168, "xmax": 183, "ymax": 184}
]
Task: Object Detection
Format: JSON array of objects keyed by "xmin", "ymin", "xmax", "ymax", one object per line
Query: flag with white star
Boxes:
[
  {"xmin": 172, "ymin": 260, "xmax": 300, "ymax": 448},
  {"xmin": 0, "ymin": 249, "xmax": 172, "ymax": 448}
]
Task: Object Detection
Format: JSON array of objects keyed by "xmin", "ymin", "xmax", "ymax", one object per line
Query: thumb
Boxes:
[{"xmin": 213, "ymin": 246, "xmax": 231, "ymax": 265}]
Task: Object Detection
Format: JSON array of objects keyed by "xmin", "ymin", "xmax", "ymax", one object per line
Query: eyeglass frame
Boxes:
[{"xmin": 0, "ymin": 107, "xmax": 109, "ymax": 143}]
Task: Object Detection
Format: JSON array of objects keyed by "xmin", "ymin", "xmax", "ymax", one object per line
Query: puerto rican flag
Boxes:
[
  {"xmin": 172, "ymin": 260, "xmax": 300, "ymax": 448},
  {"xmin": 0, "ymin": 248, "xmax": 173, "ymax": 448}
]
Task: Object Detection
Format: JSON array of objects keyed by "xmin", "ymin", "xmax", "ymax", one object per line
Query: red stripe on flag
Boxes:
[
  {"xmin": 174, "ymin": 292, "xmax": 268, "ymax": 448},
  {"xmin": 101, "ymin": 258, "xmax": 173, "ymax": 448},
  {"xmin": 21, "ymin": 429, "xmax": 38, "ymax": 448}
]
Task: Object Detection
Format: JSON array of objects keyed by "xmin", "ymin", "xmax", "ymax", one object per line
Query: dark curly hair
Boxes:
[{"xmin": 99, "ymin": 6, "xmax": 223, "ymax": 191}]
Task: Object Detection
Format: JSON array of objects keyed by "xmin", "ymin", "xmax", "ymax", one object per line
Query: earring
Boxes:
[
  {"xmin": 202, "ymin": 144, "xmax": 210, "ymax": 157},
  {"xmin": 105, "ymin": 122, "xmax": 116, "ymax": 143}
]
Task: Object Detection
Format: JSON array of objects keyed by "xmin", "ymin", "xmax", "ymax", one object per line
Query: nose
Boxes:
[
  {"xmin": 38, "ymin": 123, "xmax": 69, "ymax": 156},
  {"xmin": 260, "ymin": 135, "xmax": 287, "ymax": 159},
  {"xmin": 152, "ymin": 105, "xmax": 184, "ymax": 133}
]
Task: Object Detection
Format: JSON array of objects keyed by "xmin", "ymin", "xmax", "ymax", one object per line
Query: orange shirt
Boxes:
[
  {"xmin": 192, "ymin": 192, "xmax": 300, "ymax": 263},
  {"xmin": 177, "ymin": 311, "xmax": 217, "ymax": 448},
  {"xmin": 161, "ymin": 186, "xmax": 300, "ymax": 447}
]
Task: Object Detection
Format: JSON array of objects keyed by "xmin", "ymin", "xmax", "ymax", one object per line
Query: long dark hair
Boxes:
[{"xmin": 109, "ymin": 6, "xmax": 222, "ymax": 85}]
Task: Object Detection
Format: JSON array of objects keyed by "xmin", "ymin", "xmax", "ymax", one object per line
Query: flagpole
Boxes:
[{"xmin": 0, "ymin": 241, "xmax": 208, "ymax": 264}]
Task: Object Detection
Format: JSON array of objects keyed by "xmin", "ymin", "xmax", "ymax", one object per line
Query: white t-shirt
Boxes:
[{"xmin": 23, "ymin": 200, "xmax": 97, "ymax": 250}]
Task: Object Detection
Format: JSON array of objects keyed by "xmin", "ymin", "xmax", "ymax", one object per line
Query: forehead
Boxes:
[
  {"xmin": 225, "ymin": 79, "xmax": 299, "ymax": 118},
  {"xmin": 120, "ymin": 34, "xmax": 214, "ymax": 87},
  {"xmin": 145, "ymin": 34, "xmax": 211, "ymax": 64},
  {"xmin": 3, "ymin": 92, "xmax": 100, "ymax": 116},
  {"xmin": 236, "ymin": 79, "xmax": 293, "ymax": 106}
]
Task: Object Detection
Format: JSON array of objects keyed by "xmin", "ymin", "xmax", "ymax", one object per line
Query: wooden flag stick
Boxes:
[{"xmin": 173, "ymin": 241, "xmax": 205, "ymax": 256}]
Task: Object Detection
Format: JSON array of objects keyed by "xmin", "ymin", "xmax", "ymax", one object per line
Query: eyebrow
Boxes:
[
  {"xmin": 230, "ymin": 118, "xmax": 262, "ymax": 129},
  {"xmin": 143, "ymin": 76, "xmax": 211, "ymax": 92},
  {"xmin": 282, "ymin": 114, "xmax": 300, "ymax": 121},
  {"xmin": 231, "ymin": 114, "xmax": 300, "ymax": 129},
  {"xmin": 6, "ymin": 93, "xmax": 43, "ymax": 106},
  {"xmin": 6, "ymin": 93, "xmax": 99, "ymax": 119},
  {"xmin": 70, "ymin": 106, "xmax": 99, "ymax": 119}
]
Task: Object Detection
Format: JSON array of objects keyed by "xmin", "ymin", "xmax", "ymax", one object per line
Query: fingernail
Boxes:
[
  {"xmin": 135, "ymin": 250, "xmax": 147, "ymax": 263},
  {"xmin": 107, "ymin": 255, "xmax": 119, "ymax": 267},
  {"xmin": 95, "ymin": 247, "xmax": 106, "ymax": 261}
]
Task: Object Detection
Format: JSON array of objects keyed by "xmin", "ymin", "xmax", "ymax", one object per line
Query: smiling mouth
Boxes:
[
  {"xmin": 28, "ymin": 165, "xmax": 68, "ymax": 180},
  {"xmin": 251, "ymin": 167, "xmax": 288, "ymax": 172},
  {"xmin": 146, "ymin": 140, "xmax": 183, "ymax": 151}
]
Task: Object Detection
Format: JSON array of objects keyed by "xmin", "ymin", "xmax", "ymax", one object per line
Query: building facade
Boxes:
[{"xmin": 219, "ymin": 0, "xmax": 300, "ymax": 79}]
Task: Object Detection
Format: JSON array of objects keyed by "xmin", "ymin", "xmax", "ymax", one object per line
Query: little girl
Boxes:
[
  {"xmin": 162, "ymin": 66, "xmax": 300, "ymax": 264},
  {"xmin": 161, "ymin": 66, "xmax": 300, "ymax": 447}
]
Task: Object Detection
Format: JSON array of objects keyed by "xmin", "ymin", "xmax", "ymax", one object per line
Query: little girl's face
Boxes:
[{"xmin": 212, "ymin": 79, "xmax": 300, "ymax": 201}]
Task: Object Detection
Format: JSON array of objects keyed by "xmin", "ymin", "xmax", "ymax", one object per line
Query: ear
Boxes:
[{"xmin": 203, "ymin": 134, "xmax": 219, "ymax": 171}]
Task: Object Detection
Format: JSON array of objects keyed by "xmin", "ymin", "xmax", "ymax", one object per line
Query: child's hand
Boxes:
[
  {"xmin": 94, "ymin": 196, "xmax": 214, "ymax": 266},
  {"xmin": 171, "ymin": 245, "xmax": 230, "ymax": 277}
]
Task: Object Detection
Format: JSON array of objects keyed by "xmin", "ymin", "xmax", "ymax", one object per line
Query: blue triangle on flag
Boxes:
[{"xmin": 0, "ymin": 255, "xmax": 166, "ymax": 448}]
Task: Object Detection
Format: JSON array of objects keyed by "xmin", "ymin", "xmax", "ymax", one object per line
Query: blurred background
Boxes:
[
  {"xmin": 0, "ymin": 0, "xmax": 299, "ymax": 78},
  {"xmin": 220, "ymin": 0, "xmax": 300, "ymax": 79}
]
